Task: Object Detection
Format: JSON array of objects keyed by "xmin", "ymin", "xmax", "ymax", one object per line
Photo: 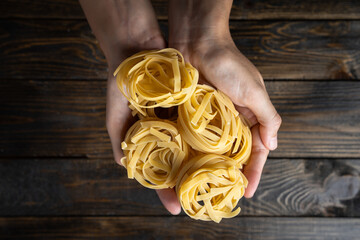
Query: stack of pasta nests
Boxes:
[{"xmin": 114, "ymin": 48, "xmax": 252, "ymax": 223}]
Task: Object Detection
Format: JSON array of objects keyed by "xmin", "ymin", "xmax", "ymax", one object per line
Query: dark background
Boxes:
[{"xmin": 0, "ymin": 0, "xmax": 360, "ymax": 239}]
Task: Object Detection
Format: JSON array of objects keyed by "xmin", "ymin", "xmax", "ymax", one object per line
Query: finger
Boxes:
[
  {"xmin": 245, "ymin": 87, "xmax": 282, "ymax": 151},
  {"xmin": 156, "ymin": 188, "xmax": 181, "ymax": 215},
  {"xmin": 106, "ymin": 75, "xmax": 133, "ymax": 165},
  {"xmin": 243, "ymin": 124, "xmax": 269, "ymax": 198},
  {"xmin": 235, "ymin": 105, "xmax": 257, "ymax": 127}
]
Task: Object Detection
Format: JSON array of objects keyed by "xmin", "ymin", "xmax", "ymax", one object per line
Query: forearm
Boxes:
[
  {"xmin": 168, "ymin": 0, "xmax": 233, "ymax": 47},
  {"xmin": 79, "ymin": 0, "xmax": 163, "ymax": 70}
]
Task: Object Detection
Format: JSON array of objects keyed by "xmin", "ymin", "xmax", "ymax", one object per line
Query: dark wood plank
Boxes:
[
  {"xmin": 1, "ymin": 0, "xmax": 360, "ymax": 20},
  {"xmin": 231, "ymin": 21, "xmax": 360, "ymax": 80},
  {"xmin": 0, "ymin": 20, "xmax": 107, "ymax": 80},
  {"xmin": 0, "ymin": 80, "xmax": 110, "ymax": 158},
  {"xmin": 0, "ymin": 158, "xmax": 164, "ymax": 216},
  {"xmin": 1, "ymin": 80, "xmax": 360, "ymax": 158},
  {"xmin": 0, "ymin": 158, "xmax": 359, "ymax": 216},
  {"xmin": 0, "ymin": 216, "xmax": 359, "ymax": 239},
  {"xmin": 0, "ymin": 0, "xmax": 85, "ymax": 19},
  {"xmin": 230, "ymin": 0, "xmax": 360, "ymax": 20},
  {"xmin": 268, "ymin": 81, "xmax": 360, "ymax": 158},
  {"xmin": 1, "ymin": 20, "xmax": 359, "ymax": 80}
]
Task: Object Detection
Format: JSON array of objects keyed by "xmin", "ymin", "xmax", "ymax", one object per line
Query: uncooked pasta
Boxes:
[
  {"xmin": 115, "ymin": 48, "xmax": 252, "ymax": 223},
  {"xmin": 114, "ymin": 48, "xmax": 198, "ymax": 117},
  {"xmin": 178, "ymin": 84, "xmax": 251, "ymax": 167},
  {"xmin": 176, "ymin": 154, "xmax": 248, "ymax": 223},
  {"xmin": 121, "ymin": 119, "xmax": 188, "ymax": 189}
]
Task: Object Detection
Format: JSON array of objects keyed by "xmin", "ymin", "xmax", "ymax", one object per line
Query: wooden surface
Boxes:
[
  {"xmin": 1, "ymin": 217, "xmax": 359, "ymax": 240},
  {"xmin": 0, "ymin": 0, "xmax": 360, "ymax": 239},
  {"xmin": 1, "ymin": 20, "xmax": 360, "ymax": 80},
  {"xmin": 1, "ymin": 0, "xmax": 360, "ymax": 20},
  {"xmin": 0, "ymin": 158, "xmax": 359, "ymax": 217},
  {"xmin": 1, "ymin": 80, "xmax": 359, "ymax": 158}
]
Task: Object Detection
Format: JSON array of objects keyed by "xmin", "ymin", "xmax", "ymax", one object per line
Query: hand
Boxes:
[
  {"xmin": 106, "ymin": 43, "xmax": 182, "ymax": 216},
  {"xmin": 169, "ymin": 0, "xmax": 282, "ymax": 198},
  {"xmin": 80, "ymin": 0, "xmax": 181, "ymax": 215}
]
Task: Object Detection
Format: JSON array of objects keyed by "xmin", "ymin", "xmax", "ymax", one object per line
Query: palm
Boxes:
[
  {"xmin": 106, "ymin": 41, "xmax": 182, "ymax": 215},
  {"xmin": 183, "ymin": 43, "xmax": 272, "ymax": 198}
]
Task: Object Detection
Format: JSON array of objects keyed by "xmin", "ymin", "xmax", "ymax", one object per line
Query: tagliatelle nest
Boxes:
[
  {"xmin": 121, "ymin": 119, "xmax": 189, "ymax": 189},
  {"xmin": 224, "ymin": 115, "xmax": 252, "ymax": 166},
  {"xmin": 114, "ymin": 48, "xmax": 199, "ymax": 117},
  {"xmin": 176, "ymin": 154, "xmax": 248, "ymax": 223},
  {"xmin": 133, "ymin": 100, "xmax": 178, "ymax": 121},
  {"xmin": 114, "ymin": 48, "xmax": 253, "ymax": 223},
  {"xmin": 178, "ymin": 84, "xmax": 252, "ymax": 166}
]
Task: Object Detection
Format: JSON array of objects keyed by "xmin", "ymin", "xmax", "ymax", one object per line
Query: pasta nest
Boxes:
[
  {"xmin": 121, "ymin": 119, "xmax": 189, "ymax": 189},
  {"xmin": 178, "ymin": 84, "xmax": 252, "ymax": 166},
  {"xmin": 134, "ymin": 100, "xmax": 178, "ymax": 121},
  {"xmin": 114, "ymin": 48, "xmax": 199, "ymax": 117},
  {"xmin": 176, "ymin": 154, "xmax": 248, "ymax": 223}
]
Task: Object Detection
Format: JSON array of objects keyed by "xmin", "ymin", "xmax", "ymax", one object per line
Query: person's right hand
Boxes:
[
  {"xmin": 106, "ymin": 38, "xmax": 183, "ymax": 216},
  {"xmin": 80, "ymin": 0, "xmax": 182, "ymax": 216}
]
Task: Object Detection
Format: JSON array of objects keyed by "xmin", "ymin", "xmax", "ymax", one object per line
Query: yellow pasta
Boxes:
[
  {"xmin": 176, "ymin": 154, "xmax": 248, "ymax": 223},
  {"xmin": 115, "ymin": 48, "xmax": 253, "ymax": 223},
  {"xmin": 178, "ymin": 84, "xmax": 252, "ymax": 167},
  {"xmin": 129, "ymin": 100, "xmax": 178, "ymax": 121},
  {"xmin": 121, "ymin": 118, "xmax": 188, "ymax": 189},
  {"xmin": 114, "ymin": 48, "xmax": 199, "ymax": 117},
  {"xmin": 224, "ymin": 115, "xmax": 252, "ymax": 166}
]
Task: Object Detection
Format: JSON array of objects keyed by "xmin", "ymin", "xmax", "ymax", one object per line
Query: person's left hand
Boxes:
[{"xmin": 169, "ymin": 29, "xmax": 282, "ymax": 199}]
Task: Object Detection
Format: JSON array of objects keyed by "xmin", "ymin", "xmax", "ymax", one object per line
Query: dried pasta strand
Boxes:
[
  {"xmin": 176, "ymin": 154, "xmax": 248, "ymax": 223},
  {"xmin": 115, "ymin": 49, "xmax": 253, "ymax": 223},
  {"xmin": 121, "ymin": 118, "xmax": 189, "ymax": 189},
  {"xmin": 114, "ymin": 48, "xmax": 199, "ymax": 117},
  {"xmin": 129, "ymin": 101, "xmax": 178, "ymax": 121},
  {"xmin": 178, "ymin": 84, "xmax": 252, "ymax": 167}
]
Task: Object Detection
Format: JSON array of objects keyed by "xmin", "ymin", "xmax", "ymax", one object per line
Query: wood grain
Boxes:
[
  {"xmin": 1, "ymin": 1, "xmax": 359, "ymax": 236},
  {"xmin": 0, "ymin": 0, "xmax": 84, "ymax": 19},
  {"xmin": 267, "ymin": 81, "xmax": 360, "ymax": 158},
  {"xmin": 1, "ymin": 0, "xmax": 360, "ymax": 20},
  {"xmin": 0, "ymin": 80, "xmax": 110, "ymax": 158},
  {"xmin": 1, "ymin": 20, "xmax": 360, "ymax": 80},
  {"xmin": 0, "ymin": 158, "xmax": 359, "ymax": 216},
  {"xmin": 0, "ymin": 216, "xmax": 359, "ymax": 239},
  {"xmin": 0, "ymin": 20, "xmax": 107, "ymax": 80},
  {"xmin": 230, "ymin": 21, "xmax": 360, "ymax": 80},
  {"xmin": 230, "ymin": 0, "xmax": 360, "ymax": 20},
  {"xmin": 1, "ymin": 80, "xmax": 360, "ymax": 158}
]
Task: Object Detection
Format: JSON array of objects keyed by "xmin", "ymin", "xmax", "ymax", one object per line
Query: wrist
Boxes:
[
  {"xmin": 101, "ymin": 20, "xmax": 165, "ymax": 72},
  {"xmin": 105, "ymin": 32, "xmax": 165, "ymax": 73},
  {"xmin": 80, "ymin": 0, "xmax": 165, "ymax": 73},
  {"xmin": 168, "ymin": 0, "xmax": 232, "ymax": 61}
]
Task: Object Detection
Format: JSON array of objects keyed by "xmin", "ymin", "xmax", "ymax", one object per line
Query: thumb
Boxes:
[
  {"xmin": 245, "ymin": 87, "xmax": 282, "ymax": 150},
  {"xmin": 156, "ymin": 188, "xmax": 181, "ymax": 215}
]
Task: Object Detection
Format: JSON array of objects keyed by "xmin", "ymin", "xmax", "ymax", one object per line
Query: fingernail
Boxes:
[
  {"xmin": 269, "ymin": 137, "xmax": 278, "ymax": 150},
  {"xmin": 245, "ymin": 192, "xmax": 254, "ymax": 199},
  {"xmin": 173, "ymin": 205, "xmax": 182, "ymax": 215}
]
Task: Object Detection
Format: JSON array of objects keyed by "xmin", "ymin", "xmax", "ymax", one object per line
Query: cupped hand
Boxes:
[
  {"xmin": 106, "ymin": 37, "xmax": 182, "ymax": 215},
  {"xmin": 172, "ymin": 38, "xmax": 282, "ymax": 198}
]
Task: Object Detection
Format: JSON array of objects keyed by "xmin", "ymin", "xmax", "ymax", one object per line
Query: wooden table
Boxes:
[{"xmin": 1, "ymin": 0, "xmax": 360, "ymax": 239}]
